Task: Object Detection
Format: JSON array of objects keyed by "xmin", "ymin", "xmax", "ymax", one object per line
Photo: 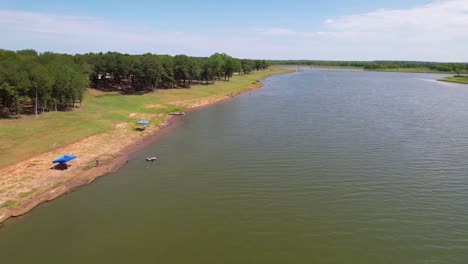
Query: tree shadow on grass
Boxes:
[{"xmin": 0, "ymin": 112, "xmax": 18, "ymax": 119}]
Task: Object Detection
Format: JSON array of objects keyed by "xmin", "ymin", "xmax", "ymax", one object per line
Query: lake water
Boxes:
[{"xmin": 1, "ymin": 70, "xmax": 468, "ymax": 263}]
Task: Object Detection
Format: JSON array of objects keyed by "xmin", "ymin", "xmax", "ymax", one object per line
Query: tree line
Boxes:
[
  {"xmin": 79, "ymin": 52, "xmax": 269, "ymax": 90},
  {"xmin": 0, "ymin": 49, "xmax": 89, "ymax": 117},
  {"xmin": 0, "ymin": 49, "xmax": 270, "ymax": 117},
  {"xmin": 270, "ymin": 60, "xmax": 468, "ymax": 73}
]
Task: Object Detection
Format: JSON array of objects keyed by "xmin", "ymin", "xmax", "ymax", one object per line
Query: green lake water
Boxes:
[{"xmin": 1, "ymin": 70, "xmax": 468, "ymax": 263}]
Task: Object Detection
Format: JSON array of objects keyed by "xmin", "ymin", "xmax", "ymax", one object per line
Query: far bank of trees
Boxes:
[
  {"xmin": 0, "ymin": 49, "xmax": 270, "ymax": 117},
  {"xmin": 270, "ymin": 60, "xmax": 468, "ymax": 73},
  {"xmin": 80, "ymin": 52, "xmax": 269, "ymax": 90}
]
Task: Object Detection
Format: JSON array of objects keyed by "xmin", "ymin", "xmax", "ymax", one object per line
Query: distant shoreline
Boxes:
[
  {"xmin": 438, "ymin": 76, "xmax": 468, "ymax": 85},
  {"xmin": 277, "ymin": 65, "xmax": 465, "ymax": 75}
]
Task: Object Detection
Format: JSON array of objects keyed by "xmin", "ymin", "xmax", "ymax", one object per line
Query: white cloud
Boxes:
[
  {"xmin": 257, "ymin": 0, "xmax": 468, "ymax": 61},
  {"xmin": 0, "ymin": 10, "xmax": 222, "ymax": 55},
  {"xmin": 322, "ymin": 0, "xmax": 468, "ymax": 42}
]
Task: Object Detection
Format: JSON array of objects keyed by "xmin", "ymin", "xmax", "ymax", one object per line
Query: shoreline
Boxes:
[
  {"xmin": 278, "ymin": 65, "xmax": 463, "ymax": 75},
  {"xmin": 0, "ymin": 69, "xmax": 293, "ymax": 225},
  {"xmin": 438, "ymin": 76, "xmax": 468, "ymax": 85},
  {"xmin": 0, "ymin": 116, "xmax": 178, "ymax": 224}
]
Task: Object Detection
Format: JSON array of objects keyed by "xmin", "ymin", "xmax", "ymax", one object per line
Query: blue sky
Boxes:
[{"xmin": 1, "ymin": 0, "xmax": 467, "ymax": 61}]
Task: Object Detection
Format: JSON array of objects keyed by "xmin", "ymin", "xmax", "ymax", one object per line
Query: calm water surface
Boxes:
[{"xmin": 2, "ymin": 70, "xmax": 468, "ymax": 263}]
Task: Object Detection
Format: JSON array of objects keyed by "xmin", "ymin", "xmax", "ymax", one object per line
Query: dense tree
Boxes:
[
  {"xmin": 241, "ymin": 60, "xmax": 255, "ymax": 74},
  {"xmin": 207, "ymin": 53, "xmax": 225, "ymax": 82},
  {"xmin": 173, "ymin": 55, "xmax": 192, "ymax": 87},
  {"xmin": 29, "ymin": 63, "xmax": 51, "ymax": 116},
  {"xmin": 187, "ymin": 57, "xmax": 202, "ymax": 86},
  {"xmin": 0, "ymin": 49, "xmax": 268, "ymax": 117},
  {"xmin": 201, "ymin": 59, "xmax": 214, "ymax": 83},
  {"xmin": 138, "ymin": 54, "xmax": 163, "ymax": 92},
  {"xmin": 0, "ymin": 49, "xmax": 88, "ymax": 117},
  {"xmin": 221, "ymin": 54, "xmax": 241, "ymax": 81}
]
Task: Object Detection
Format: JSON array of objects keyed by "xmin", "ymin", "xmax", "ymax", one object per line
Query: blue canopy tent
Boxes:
[
  {"xmin": 136, "ymin": 120, "xmax": 150, "ymax": 125},
  {"xmin": 52, "ymin": 155, "xmax": 77, "ymax": 170},
  {"xmin": 53, "ymin": 155, "xmax": 77, "ymax": 163}
]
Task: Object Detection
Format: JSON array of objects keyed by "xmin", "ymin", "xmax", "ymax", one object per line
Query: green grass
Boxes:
[
  {"xmin": 0, "ymin": 200, "xmax": 17, "ymax": 208},
  {"xmin": 50, "ymin": 181, "xmax": 65, "ymax": 189},
  {"xmin": 82, "ymin": 161, "xmax": 97, "ymax": 171},
  {"xmin": 18, "ymin": 189, "xmax": 37, "ymax": 199},
  {"xmin": 439, "ymin": 76, "xmax": 468, "ymax": 84},
  {"xmin": 0, "ymin": 68, "xmax": 292, "ymax": 167}
]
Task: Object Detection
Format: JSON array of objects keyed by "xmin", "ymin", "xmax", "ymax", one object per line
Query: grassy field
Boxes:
[
  {"xmin": 439, "ymin": 76, "xmax": 468, "ymax": 84},
  {"xmin": 0, "ymin": 67, "xmax": 292, "ymax": 167}
]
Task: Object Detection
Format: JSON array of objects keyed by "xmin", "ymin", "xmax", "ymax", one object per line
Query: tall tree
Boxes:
[
  {"xmin": 207, "ymin": 53, "xmax": 225, "ymax": 83},
  {"xmin": 29, "ymin": 64, "xmax": 51, "ymax": 117}
]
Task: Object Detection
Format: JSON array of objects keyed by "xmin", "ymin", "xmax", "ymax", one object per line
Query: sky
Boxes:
[{"xmin": 1, "ymin": 0, "xmax": 467, "ymax": 61}]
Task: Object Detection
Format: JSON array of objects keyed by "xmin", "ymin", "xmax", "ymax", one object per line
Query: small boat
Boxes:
[
  {"xmin": 146, "ymin": 157, "xmax": 157, "ymax": 161},
  {"xmin": 169, "ymin": 111, "xmax": 186, "ymax": 116}
]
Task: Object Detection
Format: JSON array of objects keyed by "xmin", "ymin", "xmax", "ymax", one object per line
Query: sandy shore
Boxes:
[{"xmin": 0, "ymin": 72, "xmax": 288, "ymax": 224}]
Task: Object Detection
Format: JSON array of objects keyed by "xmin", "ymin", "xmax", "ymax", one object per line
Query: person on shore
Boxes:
[{"xmin": 96, "ymin": 160, "xmax": 100, "ymax": 167}]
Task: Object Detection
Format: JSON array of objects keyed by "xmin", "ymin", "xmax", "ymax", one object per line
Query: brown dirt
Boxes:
[{"xmin": 0, "ymin": 113, "xmax": 176, "ymax": 224}]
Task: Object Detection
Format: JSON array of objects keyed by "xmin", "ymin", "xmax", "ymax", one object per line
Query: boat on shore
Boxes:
[{"xmin": 169, "ymin": 111, "xmax": 186, "ymax": 116}]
